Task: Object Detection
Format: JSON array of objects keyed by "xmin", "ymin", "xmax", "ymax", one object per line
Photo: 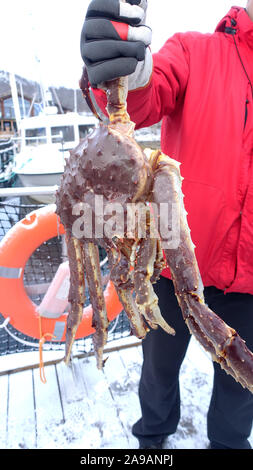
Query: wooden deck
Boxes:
[{"xmin": 0, "ymin": 337, "xmax": 252, "ymax": 450}]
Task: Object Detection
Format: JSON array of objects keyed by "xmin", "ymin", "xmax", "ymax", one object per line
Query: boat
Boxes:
[
  {"xmin": 9, "ymin": 75, "xmax": 159, "ymax": 204},
  {"xmin": 14, "ymin": 106, "xmax": 97, "ymax": 203}
]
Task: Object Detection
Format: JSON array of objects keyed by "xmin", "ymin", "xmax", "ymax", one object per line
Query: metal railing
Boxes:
[
  {"xmin": 0, "ymin": 185, "xmax": 58, "ymax": 199},
  {"xmin": 0, "ymin": 138, "xmax": 16, "ymax": 155}
]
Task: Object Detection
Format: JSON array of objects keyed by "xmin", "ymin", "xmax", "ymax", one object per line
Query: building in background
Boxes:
[{"xmin": 0, "ymin": 70, "xmax": 90, "ymax": 139}]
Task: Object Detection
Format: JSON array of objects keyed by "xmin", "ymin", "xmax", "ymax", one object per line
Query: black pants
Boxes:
[{"xmin": 132, "ymin": 277, "xmax": 253, "ymax": 449}]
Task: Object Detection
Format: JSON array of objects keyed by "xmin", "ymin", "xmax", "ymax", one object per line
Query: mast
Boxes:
[{"xmin": 9, "ymin": 72, "xmax": 21, "ymax": 131}]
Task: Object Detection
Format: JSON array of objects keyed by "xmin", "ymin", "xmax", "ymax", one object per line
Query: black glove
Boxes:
[{"xmin": 81, "ymin": 0, "xmax": 152, "ymax": 87}]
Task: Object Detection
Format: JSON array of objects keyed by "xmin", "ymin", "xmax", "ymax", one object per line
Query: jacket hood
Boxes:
[
  {"xmin": 215, "ymin": 6, "xmax": 242, "ymax": 32},
  {"xmin": 215, "ymin": 6, "xmax": 253, "ymax": 47}
]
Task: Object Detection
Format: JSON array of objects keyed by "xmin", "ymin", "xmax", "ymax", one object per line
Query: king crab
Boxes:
[{"xmin": 55, "ymin": 70, "xmax": 253, "ymax": 393}]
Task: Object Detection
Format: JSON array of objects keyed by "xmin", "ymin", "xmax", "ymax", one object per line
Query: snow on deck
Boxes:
[{"xmin": 0, "ymin": 336, "xmax": 252, "ymax": 450}]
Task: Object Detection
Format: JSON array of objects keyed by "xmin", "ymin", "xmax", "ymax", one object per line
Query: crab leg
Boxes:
[
  {"xmin": 108, "ymin": 243, "xmax": 149, "ymax": 338},
  {"xmin": 83, "ymin": 241, "xmax": 109, "ymax": 369},
  {"xmin": 150, "ymin": 150, "xmax": 203, "ymax": 296},
  {"xmin": 151, "ymin": 237, "xmax": 166, "ymax": 284},
  {"xmin": 65, "ymin": 233, "xmax": 86, "ymax": 364},
  {"xmin": 151, "ymin": 150, "xmax": 253, "ymax": 392},
  {"xmin": 117, "ymin": 286, "xmax": 149, "ymax": 338},
  {"xmin": 134, "ymin": 208, "xmax": 175, "ymax": 335},
  {"xmin": 176, "ymin": 298, "xmax": 249, "ymax": 386},
  {"xmin": 181, "ymin": 294, "xmax": 253, "ymax": 390}
]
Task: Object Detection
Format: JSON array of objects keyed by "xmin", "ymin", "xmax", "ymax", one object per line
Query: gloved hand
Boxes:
[{"xmin": 80, "ymin": 0, "xmax": 152, "ymax": 89}]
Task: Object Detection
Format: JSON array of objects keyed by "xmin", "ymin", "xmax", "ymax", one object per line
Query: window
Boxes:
[
  {"xmin": 51, "ymin": 126, "xmax": 74, "ymax": 143},
  {"xmin": 3, "ymin": 98, "xmax": 15, "ymax": 119},
  {"xmin": 19, "ymin": 97, "xmax": 32, "ymax": 118},
  {"xmin": 78, "ymin": 125, "xmax": 94, "ymax": 140},
  {"xmin": 3, "ymin": 120, "xmax": 12, "ymax": 132},
  {"xmin": 33, "ymin": 103, "xmax": 42, "ymax": 116},
  {"xmin": 2, "ymin": 96, "xmax": 40, "ymax": 120},
  {"xmin": 25, "ymin": 128, "xmax": 47, "ymax": 146}
]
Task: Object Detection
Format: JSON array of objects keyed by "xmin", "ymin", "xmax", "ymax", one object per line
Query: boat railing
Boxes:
[
  {"xmin": 0, "ymin": 138, "xmax": 17, "ymax": 155},
  {"xmin": 0, "ymin": 185, "xmax": 58, "ymax": 198},
  {"xmin": 0, "ymin": 134, "xmax": 64, "ymax": 162},
  {"xmin": 12, "ymin": 133, "xmax": 64, "ymax": 144},
  {"xmin": 0, "ymin": 139, "xmax": 18, "ymax": 186}
]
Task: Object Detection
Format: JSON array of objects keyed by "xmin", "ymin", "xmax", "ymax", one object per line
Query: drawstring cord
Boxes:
[
  {"xmin": 226, "ymin": 19, "xmax": 253, "ymax": 99},
  {"xmin": 232, "ymin": 34, "xmax": 253, "ymax": 99}
]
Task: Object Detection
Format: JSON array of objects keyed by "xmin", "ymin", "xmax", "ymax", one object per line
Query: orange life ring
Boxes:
[{"xmin": 0, "ymin": 204, "xmax": 123, "ymax": 342}]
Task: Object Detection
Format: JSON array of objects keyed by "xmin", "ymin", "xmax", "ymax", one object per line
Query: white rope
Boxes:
[
  {"xmin": 4, "ymin": 327, "xmax": 40, "ymax": 348},
  {"xmin": 0, "ymin": 316, "xmax": 54, "ymax": 349},
  {"xmin": 3, "ymin": 316, "xmax": 119, "ymax": 349},
  {"xmin": 100, "ymin": 252, "xmax": 119, "ymax": 337},
  {"xmin": 0, "ymin": 316, "xmax": 10, "ymax": 329},
  {"xmin": 2, "ymin": 325, "xmax": 59, "ymax": 350},
  {"xmin": 100, "ymin": 256, "xmax": 120, "ymax": 336},
  {"xmin": 100, "ymin": 256, "xmax": 108, "ymax": 267},
  {"xmin": 108, "ymin": 314, "xmax": 120, "ymax": 336}
]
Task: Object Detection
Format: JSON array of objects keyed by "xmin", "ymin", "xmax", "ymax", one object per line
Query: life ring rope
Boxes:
[{"xmin": 38, "ymin": 314, "xmax": 56, "ymax": 383}]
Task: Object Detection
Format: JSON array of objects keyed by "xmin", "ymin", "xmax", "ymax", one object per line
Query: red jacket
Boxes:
[{"xmin": 94, "ymin": 7, "xmax": 253, "ymax": 294}]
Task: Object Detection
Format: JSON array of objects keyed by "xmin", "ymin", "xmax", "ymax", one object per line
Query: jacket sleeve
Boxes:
[{"xmin": 92, "ymin": 33, "xmax": 190, "ymax": 129}]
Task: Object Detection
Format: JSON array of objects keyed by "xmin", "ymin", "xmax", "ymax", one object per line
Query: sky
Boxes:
[{"xmin": 0, "ymin": 0, "xmax": 246, "ymax": 89}]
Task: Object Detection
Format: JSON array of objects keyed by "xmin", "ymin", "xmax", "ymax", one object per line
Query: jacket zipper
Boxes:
[
  {"xmin": 244, "ymin": 99, "xmax": 249, "ymax": 128},
  {"xmin": 228, "ymin": 26, "xmax": 253, "ymax": 129}
]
